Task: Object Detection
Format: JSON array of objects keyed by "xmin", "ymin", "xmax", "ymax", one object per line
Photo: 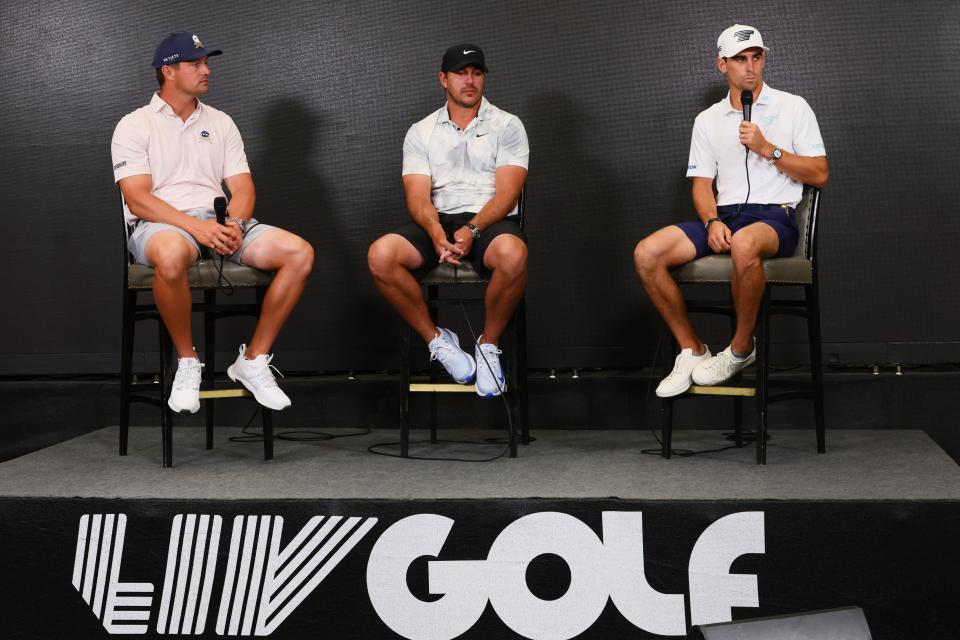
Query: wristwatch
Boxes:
[
  {"xmin": 228, "ymin": 217, "xmax": 247, "ymax": 233},
  {"xmin": 704, "ymin": 217, "xmax": 721, "ymax": 230},
  {"xmin": 464, "ymin": 223, "xmax": 481, "ymax": 239},
  {"xmin": 770, "ymin": 146, "xmax": 783, "ymax": 163}
]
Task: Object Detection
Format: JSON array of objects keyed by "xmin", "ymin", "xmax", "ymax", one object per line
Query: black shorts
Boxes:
[{"xmin": 391, "ymin": 212, "xmax": 526, "ymax": 280}]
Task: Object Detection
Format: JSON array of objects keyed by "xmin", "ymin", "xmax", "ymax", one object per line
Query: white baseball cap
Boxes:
[{"xmin": 717, "ymin": 24, "xmax": 769, "ymax": 58}]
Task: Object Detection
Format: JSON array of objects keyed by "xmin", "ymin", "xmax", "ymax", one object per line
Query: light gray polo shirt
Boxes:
[
  {"xmin": 112, "ymin": 93, "xmax": 250, "ymax": 224},
  {"xmin": 402, "ymin": 97, "xmax": 529, "ymax": 216},
  {"xmin": 686, "ymin": 84, "xmax": 826, "ymax": 208}
]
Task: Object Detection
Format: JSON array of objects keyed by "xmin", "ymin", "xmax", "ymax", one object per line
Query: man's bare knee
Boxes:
[
  {"xmin": 730, "ymin": 234, "xmax": 765, "ymax": 268},
  {"xmin": 368, "ymin": 236, "xmax": 401, "ymax": 278},
  {"xmin": 147, "ymin": 238, "xmax": 194, "ymax": 280},
  {"xmin": 487, "ymin": 237, "xmax": 527, "ymax": 277},
  {"xmin": 285, "ymin": 237, "xmax": 314, "ymax": 275},
  {"xmin": 634, "ymin": 237, "xmax": 666, "ymax": 278}
]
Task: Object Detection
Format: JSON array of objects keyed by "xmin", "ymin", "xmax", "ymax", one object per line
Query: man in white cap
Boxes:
[
  {"xmin": 367, "ymin": 44, "xmax": 529, "ymax": 397},
  {"xmin": 634, "ymin": 24, "xmax": 829, "ymax": 397},
  {"xmin": 112, "ymin": 33, "xmax": 315, "ymax": 413}
]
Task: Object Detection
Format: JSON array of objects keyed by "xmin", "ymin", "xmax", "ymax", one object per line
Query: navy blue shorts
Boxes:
[{"xmin": 675, "ymin": 203, "xmax": 799, "ymax": 259}]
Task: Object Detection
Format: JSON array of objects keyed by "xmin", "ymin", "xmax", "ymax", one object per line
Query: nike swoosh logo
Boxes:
[
  {"xmin": 463, "ymin": 50, "xmax": 475, "ymax": 54},
  {"xmin": 476, "ymin": 132, "xmax": 488, "ymax": 137}
]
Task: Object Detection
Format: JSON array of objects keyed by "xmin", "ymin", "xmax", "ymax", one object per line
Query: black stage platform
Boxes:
[{"xmin": 1, "ymin": 427, "xmax": 957, "ymax": 639}]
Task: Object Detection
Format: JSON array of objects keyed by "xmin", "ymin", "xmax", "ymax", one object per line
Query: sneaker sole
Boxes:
[
  {"xmin": 655, "ymin": 383, "xmax": 690, "ymax": 398},
  {"xmin": 227, "ymin": 365, "xmax": 291, "ymax": 411},
  {"xmin": 452, "ymin": 358, "xmax": 477, "ymax": 385},
  {"xmin": 167, "ymin": 397, "xmax": 200, "ymax": 414},
  {"xmin": 476, "ymin": 382, "xmax": 506, "ymax": 397}
]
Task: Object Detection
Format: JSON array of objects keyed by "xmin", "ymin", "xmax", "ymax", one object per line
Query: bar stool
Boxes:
[
  {"xmin": 660, "ymin": 186, "xmax": 825, "ymax": 465},
  {"xmin": 119, "ymin": 216, "xmax": 276, "ymax": 467},
  {"xmin": 399, "ymin": 194, "xmax": 529, "ymax": 458}
]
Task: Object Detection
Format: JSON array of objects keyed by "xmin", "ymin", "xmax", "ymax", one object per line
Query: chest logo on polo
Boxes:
[{"xmin": 200, "ymin": 130, "xmax": 212, "ymax": 142}]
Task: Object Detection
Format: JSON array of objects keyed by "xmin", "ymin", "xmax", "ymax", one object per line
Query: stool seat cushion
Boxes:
[
  {"xmin": 127, "ymin": 261, "xmax": 274, "ymax": 289},
  {"xmin": 671, "ymin": 255, "xmax": 812, "ymax": 285},
  {"xmin": 420, "ymin": 260, "xmax": 486, "ymax": 285}
]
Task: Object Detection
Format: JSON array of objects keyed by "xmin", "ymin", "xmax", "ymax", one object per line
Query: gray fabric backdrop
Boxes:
[{"xmin": 2, "ymin": 0, "xmax": 958, "ymax": 373}]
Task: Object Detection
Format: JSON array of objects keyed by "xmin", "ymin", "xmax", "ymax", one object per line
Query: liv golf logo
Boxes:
[
  {"xmin": 72, "ymin": 511, "xmax": 763, "ymax": 637},
  {"xmin": 72, "ymin": 513, "xmax": 378, "ymax": 635}
]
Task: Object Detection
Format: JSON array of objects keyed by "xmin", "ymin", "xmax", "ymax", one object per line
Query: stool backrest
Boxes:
[
  {"xmin": 516, "ymin": 186, "xmax": 525, "ymax": 231},
  {"xmin": 793, "ymin": 186, "xmax": 821, "ymax": 261}
]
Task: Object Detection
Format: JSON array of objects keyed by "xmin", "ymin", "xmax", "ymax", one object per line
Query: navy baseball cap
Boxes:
[
  {"xmin": 152, "ymin": 33, "xmax": 222, "ymax": 69},
  {"xmin": 441, "ymin": 44, "xmax": 487, "ymax": 72}
]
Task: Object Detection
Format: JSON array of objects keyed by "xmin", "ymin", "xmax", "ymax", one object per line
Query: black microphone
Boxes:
[
  {"xmin": 214, "ymin": 197, "xmax": 227, "ymax": 225},
  {"xmin": 741, "ymin": 89, "xmax": 753, "ymax": 122}
]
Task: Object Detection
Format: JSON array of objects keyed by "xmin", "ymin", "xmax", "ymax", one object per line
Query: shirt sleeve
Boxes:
[
  {"xmin": 495, "ymin": 117, "xmax": 530, "ymax": 169},
  {"xmin": 401, "ymin": 123, "xmax": 431, "ymax": 176},
  {"xmin": 791, "ymin": 97, "xmax": 827, "ymax": 157},
  {"xmin": 686, "ymin": 115, "xmax": 717, "ymax": 179},
  {"xmin": 111, "ymin": 114, "xmax": 152, "ymax": 183},
  {"xmin": 222, "ymin": 116, "xmax": 251, "ymax": 179}
]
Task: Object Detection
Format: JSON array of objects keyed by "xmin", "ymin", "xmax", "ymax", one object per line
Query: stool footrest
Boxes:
[
  {"xmin": 688, "ymin": 385, "xmax": 756, "ymax": 397},
  {"xmin": 410, "ymin": 383, "xmax": 478, "ymax": 393},
  {"xmin": 199, "ymin": 388, "xmax": 252, "ymax": 399}
]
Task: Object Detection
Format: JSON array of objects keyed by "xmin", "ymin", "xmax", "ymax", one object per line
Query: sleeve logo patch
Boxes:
[{"xmin": 113, "ymin": 160, "xmax": 127, "ymax": 170}]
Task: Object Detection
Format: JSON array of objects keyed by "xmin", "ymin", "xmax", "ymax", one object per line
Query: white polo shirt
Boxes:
[
  {"xmin": 111, "ymin": 93, "xmax": 250, "ymax": 224},
  {"xmin": 402, "ymin": 97, "xmax": 529, "ymax": 216},
  {"xmin": 686, "ymin": 84, "xmax": 826, "ymax": 208}
]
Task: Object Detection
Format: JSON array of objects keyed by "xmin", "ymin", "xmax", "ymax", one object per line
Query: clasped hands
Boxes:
[
  {"xmin": 434, "ymin": 225, "xmax": 474, "ymax": 266},
  {"xmin": 196, "ymin": 218, "xmax": 243, "ymax": 255}
]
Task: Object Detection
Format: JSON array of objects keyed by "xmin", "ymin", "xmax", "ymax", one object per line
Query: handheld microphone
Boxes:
[
  {"xmin": 741, "ymin": 89, "xmax": 753, "ymax": 122},
  {"xmin": 214, "ymin": 197, "xmax": 227, "ymax": 225}
]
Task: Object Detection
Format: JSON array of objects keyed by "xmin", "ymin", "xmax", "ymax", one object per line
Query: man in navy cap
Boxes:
[
  {"xmin": 633, "ymin": 24, "xmax": 829, "ymax": 397},
  {"xmin": 367, "ymin": 44, "xmax": 529, "ymax": 397},
  {"xmin": 111, "ymin": 33, "xmax": 314, "ymax": 413}
]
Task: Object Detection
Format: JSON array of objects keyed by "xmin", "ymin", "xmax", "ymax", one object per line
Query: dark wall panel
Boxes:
[{"xmin": 2, "ymin": 0, "xmax": 958, "ymax": 373}]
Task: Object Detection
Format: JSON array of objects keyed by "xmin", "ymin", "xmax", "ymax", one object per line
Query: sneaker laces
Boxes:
[
  {"xmin": 173, "ymin": 361, "xmax": 204, "ymax": 390},
  {"xmin": 702, "ymin": 350, "xmax": 736, "ymax": 377},
  {"xmin": 663, "ymin": 351, "xmax": 695, "ymax": 383},
  {"xmin": 247, "ymin": 354, "xmax": 284, "ymax": 388},
  {"xmin": 477, "ymin": 343, "xmax": 503, "ymax": 375},
  {"xmin": 429, "ymin": 341, "xmax": 455, "ymax": 367}
]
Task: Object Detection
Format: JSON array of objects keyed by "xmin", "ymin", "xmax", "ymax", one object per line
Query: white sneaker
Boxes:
[
  {"xmin": 475, "ymin": 340, "xmax": 506, "ymax": 397},
  {"xmin": 692, "ymin": 344, "xmax": 756, "ymax": 386},
  {"xmin": 428, "ymin": 328, "xmax": 476, "ymax": 384},
  {"xmin": 168, "ymin": 356, "xmax": 203, "ymax": 413},
  {"xmin": 656, "ymin": 347, "xmax": 712, "ymax": 398},
  {"xmin": 227, "ymin": 344, "xmax": 291, "ymax": 410}
]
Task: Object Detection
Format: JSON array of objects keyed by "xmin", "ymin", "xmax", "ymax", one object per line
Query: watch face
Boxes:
[{"xmin": 772, "ymin": 148, "xmax": 782, "ymax": 160}]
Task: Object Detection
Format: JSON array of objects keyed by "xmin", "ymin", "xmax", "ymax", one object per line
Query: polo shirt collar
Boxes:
[
  {"xmin": 724, "ymin": 83, "xmax": 776, "ymax": 114},
  {"xmin": 150, "ymin": 92, "xmax": 204, "ymax": 117},
  {"xmin": 438, "ymin": 96, "xmax": 490, "ymax": 126}
]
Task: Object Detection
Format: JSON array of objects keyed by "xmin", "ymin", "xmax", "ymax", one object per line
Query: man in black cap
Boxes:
[
  {"xmin": 367, "ymin": 44, "xmax": 529, "ymax": 397},
  {"xmin": 111, "ymin": 33, "xmax": 314, "ymax": 414}
]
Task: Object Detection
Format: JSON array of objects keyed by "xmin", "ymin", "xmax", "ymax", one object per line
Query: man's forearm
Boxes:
[
  {"xmin": 126, "ymin": 191, "xmax": 201, "ymax": 233},
  {"xmin": 760, "ymin": 144, "xmax": 829, "ymax": 188},
  {"xmin": 774, "ymin": 154, "xmax": 828, "ymax": 188},
  {"xmin": 469, "ymin": 191, "xmax": 520, "ymax": 230},
  {"xmin": 225, "ymin": 189, "xmax": 255, "ymax": 222},
  {"xmin": 407, "ymin": 196, "xmax": 444, "ymax": 240},
  {"xmin": 692, "ymin": 183, "xmax": 719, "ymax": 224}
]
